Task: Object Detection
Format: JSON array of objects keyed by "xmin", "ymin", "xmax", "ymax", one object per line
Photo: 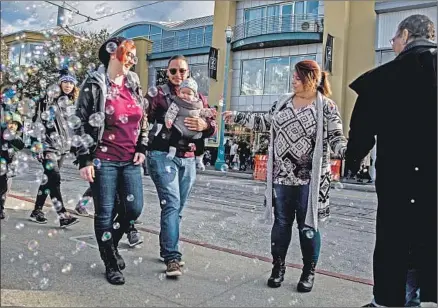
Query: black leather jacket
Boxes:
[{"xmin": 74, "ymin": 66, "xmax": 149, "ymax": 169}]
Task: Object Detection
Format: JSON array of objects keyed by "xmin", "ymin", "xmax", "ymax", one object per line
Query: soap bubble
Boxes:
[
  {"xmin": 113, "ymin": 222, "xmax": 120, "ymax": 230},
  {"xmin": 75, "ymin": 241, "xmax": 87, "ymax": 251},
  {"xmin": 47, "ymin": 84, "xmax": 61, "ymax": 98},
  {"xmin": 67, "ymin": 115, "xmax": 81, "ymax": 129},
  {"xmin": 89, "ymin": 112, "xmax": 105, "ymax": 127},
  {"xmin": 58, "ymin": 96, "xmax": 69, "ymax": 107},
  {"xmin": 119, "ymin": 114, "xmax": 128, "ymax": 124},
  {"xmin": 127, "ymin": 194, "xmax": 134, "ymax": 202},
  {"xmin": 106, "ymin": 41, "xmax": 117, "ymax": 54},
  {"xmin": 102, "ymin": 231, "xmax": 112, "ymax": 242},
  {"xmin": 27, "ymin": 239, "xmax": 39, "ymax": 251},
  {"xmin": 105, "ymin": 105, "xmax": 115, "ymax": 115},
  {"xmin": 42, "ymin": 263, "xmax": 51, "ymax": 272},
  {"xmin": 305, "ymin": 229, "xmax": 314, "ymax": 239},
  {"xmin": 147, "ymin": 86, "xmax": 158, "ymax": 97},
  {"xmin": 220, "ymin": 164, "xmax": 229, "ymax": 173},
  {"xmin": 83, "ymin": 50, "xmax": 92, "ymax": 58},
  {"xmin": 61, "ymin": 263, "xmax": 72, "ymax": 274},
  {"xmin": 39, "ymin": 277, "xmax": 49, "ymax": 290},
  {"xmin": 15, "ymin": 222, "xmax": 24, "ymax": 230}
]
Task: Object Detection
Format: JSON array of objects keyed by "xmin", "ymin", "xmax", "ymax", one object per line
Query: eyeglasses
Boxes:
[
  {"xmin": 126, "ymin": 52, "xmax": 138, "ymax": 65},
  {"xmin": 169, "ymin": 68, "xmax": 187, "ymax": 75}
]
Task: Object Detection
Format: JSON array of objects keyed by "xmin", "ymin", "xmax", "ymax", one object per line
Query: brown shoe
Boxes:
[{"xmin": 166, "ymin": 260, "xmax": 182, "ymax": 277}]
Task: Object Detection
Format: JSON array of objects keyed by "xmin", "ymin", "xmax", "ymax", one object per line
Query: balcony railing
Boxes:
[
  {"xmin": 232, "ymin": 14, "xmax": 324, "ymax": 42},
  {"xmin": 152, "ymin": 33, "xmax": 213, "ymax": 53}
]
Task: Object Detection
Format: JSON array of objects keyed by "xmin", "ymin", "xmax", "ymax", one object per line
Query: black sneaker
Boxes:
[
  {"xmin": 29, "ymin": 209, "xmax": 48, "ymax": 224},
  {"xmin": 127, "ymin": 229, "xmax": 143, "ymax": 247},
  {"xmin": 59, "ymin": 215, "xmax": 79, "ymax": 228},
  {"xmin": 166, "ymin": 259, "xmax": 182, "ymax": 277},
  {"xmin": 0, "ymin": 210, "xmax": 5, "ymax": 220}
]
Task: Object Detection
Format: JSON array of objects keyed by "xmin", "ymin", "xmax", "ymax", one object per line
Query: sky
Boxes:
[{"xmin": 1, "ymin": 1, "xmax": 215, "ymax": 35}]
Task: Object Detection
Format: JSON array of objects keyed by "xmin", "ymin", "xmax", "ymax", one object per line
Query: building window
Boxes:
[
  {"xmin": 264, "ymin": 57, "xmax": 290, "ymax": 94},
  {"xmin": 290, "ymin": 54, "xmax": 316, "ymax": 77},
  {"xmin": 240, "ymin": 54, "xmax": 316, "ymax": 96},
  {"xmin": 379, "ymin": 50, "xmax": 395, "ymax": 65},
  {"xmin": 306, "ymin": 1, "xmax": 319, "ymax": 16},
  {"xmin": 125, "ymin": 24, "xmax": 150, "ymax": 38},
  {"xmin": 204, "ymin": 25, "xmax": 213, "ymax": 46},
  {"xmin": 177, "ymin": 30, "xmax": 189, "ymax": 49},
  {"xmin": 243, "ymin": 2, "xmax": 319, "ymax": 36},
  {"xmin": 189, "ymin": 28, "xmax": 204, "ymax": 48},
  {"xmin": 240, "ymin": 59, "xmax": 265, "ymax": 95}
]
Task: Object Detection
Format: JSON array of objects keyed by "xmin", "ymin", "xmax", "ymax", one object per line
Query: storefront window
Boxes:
[
  {"xmin": 264, "ymin": 57, "xmax": 290, "ymax": 94},
  {"xmin": 190, "ymin": 64, "xmax": 209, "ymax": 96},
  {"xmin": 290, "ymin": 54, "xmax": 316, "ymax": 77},
  {"xmin": 240, "ymin": 59, "xmax": 265, "ymax": 95},
  {"xmin": 240, "ymin": 54, "xmax": 316, "ymax": 95}
]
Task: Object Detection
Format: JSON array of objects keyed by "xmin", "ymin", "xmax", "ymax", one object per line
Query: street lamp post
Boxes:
[{"xmin": 215, "ymin": 25, "xmax": 233, "ymax": 171}]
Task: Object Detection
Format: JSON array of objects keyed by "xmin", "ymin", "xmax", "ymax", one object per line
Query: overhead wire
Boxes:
[
  {"xmin": 68, "ymin": 1, "xmax": 163, "ymax": 28},
  {"xmin": 44, "ymin": 1, "xmax": 97, "ymax": 22}
]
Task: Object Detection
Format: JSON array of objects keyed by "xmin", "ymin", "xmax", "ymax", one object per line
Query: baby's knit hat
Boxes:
[{"xmin": 180, "ymin": 78, "xmax": 198, "ymax": 95}]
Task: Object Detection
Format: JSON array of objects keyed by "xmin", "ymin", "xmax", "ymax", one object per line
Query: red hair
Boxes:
[
  {"xmin": 295, "ymin": 60, "xmax": 332, "ymax": 97},
  {"xmin": 116, "ymin": 39, "xmax": 136, "ymax": 63}
]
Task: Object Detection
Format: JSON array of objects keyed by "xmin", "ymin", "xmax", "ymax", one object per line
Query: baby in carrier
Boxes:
[{"xmin": 164, "ymin": 78, "xmax": 214, "ymax": 170}]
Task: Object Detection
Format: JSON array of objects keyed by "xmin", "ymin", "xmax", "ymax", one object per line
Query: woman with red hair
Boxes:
[{"xmin": 224, "ymin": 60, "xmax": 347, "ymax": 292}]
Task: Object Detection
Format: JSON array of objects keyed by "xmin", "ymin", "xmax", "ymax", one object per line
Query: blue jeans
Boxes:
[
  {"xmin": 90, "ymin": 160, "xmax": 143, "ymax": 246},
  {"xmin": 405, "ymin": 269, "xmax": 420, "ymax": 307},
  {"xmin": 148, "ymin": 151, "xmax": 196, "ymax": 263},
  {"xmin": 271, "ymin": 184, "xmax": 321, "ymax": 263}
]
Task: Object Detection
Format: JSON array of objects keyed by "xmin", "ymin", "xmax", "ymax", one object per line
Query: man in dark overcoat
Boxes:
[{"xmin": 345, "ymin": 14, "xmax": 437, "ymax": 307}]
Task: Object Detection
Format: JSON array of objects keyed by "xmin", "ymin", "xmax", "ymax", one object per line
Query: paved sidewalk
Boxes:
[{"xmin": 1, "ymin": 196, "xmax": 372, "ymax": 307}]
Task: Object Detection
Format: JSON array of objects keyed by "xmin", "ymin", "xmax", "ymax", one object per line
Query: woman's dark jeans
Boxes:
[
  {"xmin": 34, "ymin": 154, "xmax": 67, "ymax": 214},
  {"xmin": 90, "ymin": 160, "xmax": 143, "ymax": 246},
  {"xmin": 271, "ymin": 184, "xmax": 321, "ymax": 264}
]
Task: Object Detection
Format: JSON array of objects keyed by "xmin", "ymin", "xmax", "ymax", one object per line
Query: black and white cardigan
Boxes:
[{"xmin": 234, "ymin": 92, "xmax": 347, "ymax": 230}]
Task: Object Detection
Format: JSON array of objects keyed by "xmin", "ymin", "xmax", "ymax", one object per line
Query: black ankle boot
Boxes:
[
  {"xmin": 99, "ymin": 242, "xmax": 125, "ymax": 285},
  {"xmin": 297, "ymin": 261, "xmax": 316, "ymax": 292},
  {"xmin": 267, "ymin": 257, "xmax": 286, "ymax": 288},
  {"xmin": 114, "ymin": 246, "xmax": 125, "ymax": 271}
]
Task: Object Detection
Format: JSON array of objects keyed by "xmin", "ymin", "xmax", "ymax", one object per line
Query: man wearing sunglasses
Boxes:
[{"xmin": 146, "ymin": 55, "xmax": 217, "ymax": 277}]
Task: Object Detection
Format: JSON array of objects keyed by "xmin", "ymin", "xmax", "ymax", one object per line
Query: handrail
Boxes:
[{"xmin": 232, "ymin": 14, "xmax": 324, "ymax": 42}]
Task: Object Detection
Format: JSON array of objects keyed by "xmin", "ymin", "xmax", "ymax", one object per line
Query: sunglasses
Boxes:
[{"xmin": 169, "ymin": 68, "xmax": 188, "ymax": 75}]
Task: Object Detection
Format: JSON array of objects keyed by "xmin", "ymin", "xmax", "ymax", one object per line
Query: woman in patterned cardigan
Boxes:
[{"xmin": 224, "ymin": 60, "xmax": 347, "ymax": 292}]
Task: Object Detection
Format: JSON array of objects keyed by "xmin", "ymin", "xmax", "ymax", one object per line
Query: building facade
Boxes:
[
  {"xmin": 111, "ymin": 16, "xmax": 214, "ymax": 97},
  {"xmin": 374, "ymin": 0, "xmax": 437, "ymax": 66}
]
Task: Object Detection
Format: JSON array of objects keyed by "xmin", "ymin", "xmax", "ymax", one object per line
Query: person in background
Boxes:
[
  {"xmin": 229, "ymin": 140, "xmax": 238, "ymax": 169},
  {"xmin": 146, "ymin": 55, "xmax": 217, "ymax": 277},
  {"xmin": 75, "ymin": 37, "xmax": 148, "ymax": 285},
  {"xmin": 224, "ymin": 59, "xmax": 347, "ymax": 293},
  {"xmin": 345, "ymin": 14, "xmax": 436, "ymax": 307},
  {"xmin": 29, "ymin": 69, "xmax": 79, "ymax": 228},
  {"xmin": 357, "ymin": 152, "xmax": 372, "ymax": 184},
  {"xmin": 224, "ymin": 139, "xmax": 231, "ymax": 165},
  {"xmin": 0, "ymin": 111, "xmax": 25, "ymax": 219}
]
